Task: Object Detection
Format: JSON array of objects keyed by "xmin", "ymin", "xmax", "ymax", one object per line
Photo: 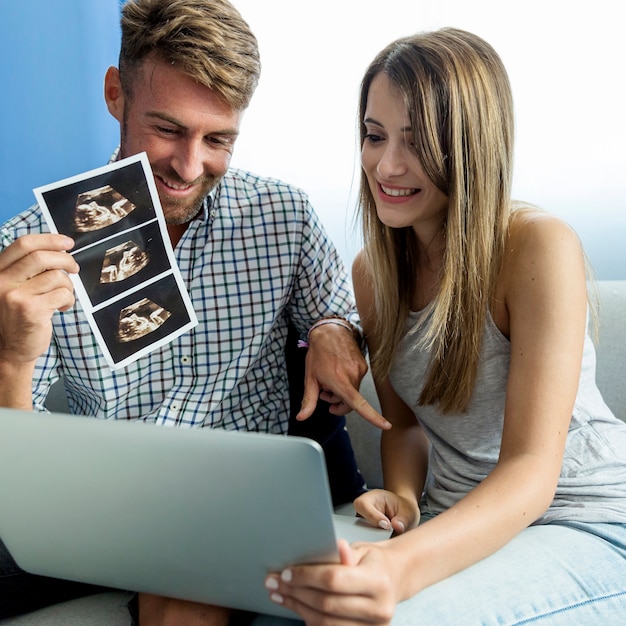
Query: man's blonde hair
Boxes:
[{"xmin": 119, "ymin": 0, "xmax": 261, "ymax": 110}]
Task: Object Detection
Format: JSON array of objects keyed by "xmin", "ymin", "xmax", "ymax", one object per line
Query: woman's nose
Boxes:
[{"xmin": 377, "ymin": 143, "xmax": 409, "ymax": 178}]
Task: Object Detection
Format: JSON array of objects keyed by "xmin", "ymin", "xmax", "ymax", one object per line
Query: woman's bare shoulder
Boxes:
[
  {"xmin": 505, "ymin": 206, "xmax": 584, "ymax": 271},
  {"xmin": 500, "ymin": 205, "xmax": 587, "ymax": 305},
  {"xmin": 352, "ymin": 248, "xmax": 374, "ymax": 291},
  {"xmin": 352, "ymin": 248, "xmax": 367, "ymax": 272},
  {"xmin": 509, "ymin": 204, "xmax": 578, "ymax": 235}
]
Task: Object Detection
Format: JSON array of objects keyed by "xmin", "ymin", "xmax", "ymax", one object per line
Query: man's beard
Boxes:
[{"xmin": 155, "ymin": 168, "xmax": 218, "ymax": 225}]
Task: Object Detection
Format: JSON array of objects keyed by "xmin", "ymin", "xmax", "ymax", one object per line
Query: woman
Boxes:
[{"xmin": 263, "ymin": 28, "xmax": 626, "ymax": 625}]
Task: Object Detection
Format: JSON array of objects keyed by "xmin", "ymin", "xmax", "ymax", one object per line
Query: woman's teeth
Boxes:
[{"xmin": 381, "ymin": 184, "xmax": 417, "ymax": 197}]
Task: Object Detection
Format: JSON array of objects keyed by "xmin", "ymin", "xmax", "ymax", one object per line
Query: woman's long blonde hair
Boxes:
[{"xmin": 358, "ymin": 28, "xmax": 514, "ymax": 414}]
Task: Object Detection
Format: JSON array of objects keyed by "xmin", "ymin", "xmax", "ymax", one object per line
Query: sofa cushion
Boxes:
[{"xmin": 0, "ymin": 592, "xmax": 132, "ymax": 625}]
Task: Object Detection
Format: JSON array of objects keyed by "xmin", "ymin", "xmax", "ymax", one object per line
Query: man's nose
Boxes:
[{"xmin": 171, "ymin": 139, "xmax": 205, "ymax": 183}]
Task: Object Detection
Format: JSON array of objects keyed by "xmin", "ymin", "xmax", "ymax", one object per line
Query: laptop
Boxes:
[{"xmin": 0, "ymin": 408, "xmax": 390, "ymax": 618}]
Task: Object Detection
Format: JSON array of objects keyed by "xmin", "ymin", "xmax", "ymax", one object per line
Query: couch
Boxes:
[{"xmin": 3, "ymin": 280, "xmax": 624, "ymax": 625}]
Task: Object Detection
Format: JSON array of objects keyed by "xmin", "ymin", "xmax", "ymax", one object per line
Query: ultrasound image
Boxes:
[
  {"xmin": 74, "ymin": 185, "xmax": 136, "ymax": 232},
  {"xmin": 100, "ymin": 241, "xmax": 150, "ymax": 284},
  {"xmin": 116, "ymin": 298, "xmax": 172, "ymax": 343}
]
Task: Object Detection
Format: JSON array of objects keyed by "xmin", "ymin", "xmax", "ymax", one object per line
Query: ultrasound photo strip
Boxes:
[{"xmin": 33, "ymin": 152, "xmax": 198, "ymax": 369}]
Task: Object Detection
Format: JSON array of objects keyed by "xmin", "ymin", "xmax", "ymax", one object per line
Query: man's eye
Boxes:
[
  {"xmin": 206, "ymin": 136, "xmax": 236, "ymax": 151},
  {"xmin": 157, "ymin": 126, "xmax": 178, "ymax": 135},
  {"xmin": 209, "ymin": 136, "xmax": 232, "ymax": 146}
]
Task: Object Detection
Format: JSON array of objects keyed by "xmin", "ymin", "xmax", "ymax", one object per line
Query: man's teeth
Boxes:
[
  {"xmin": 163, "ymin": 179, "xmax": 191, "ymax": 191},
  {"xmin": 381, "ymin": 185, "xmax": 416, "ymax": 197}
]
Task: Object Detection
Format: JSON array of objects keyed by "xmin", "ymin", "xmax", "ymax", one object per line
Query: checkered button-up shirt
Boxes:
[{"xmin": 0, "ymin": 167, "xmax": 359, "ymax": 433}]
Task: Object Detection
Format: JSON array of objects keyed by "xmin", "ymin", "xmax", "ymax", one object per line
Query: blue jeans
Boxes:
[{"xmin": 251, "ymin": 521, "xmax": 626, "ymax": 625}]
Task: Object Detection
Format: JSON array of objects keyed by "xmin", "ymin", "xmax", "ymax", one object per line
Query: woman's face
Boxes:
[{"xmin": 361, "ymin": 73, "xmax": 448, "ymax": 235}]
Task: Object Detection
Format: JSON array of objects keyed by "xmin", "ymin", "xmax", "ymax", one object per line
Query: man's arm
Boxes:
[
  {"xmin": 296, "ymin": 319, "xmax": 390, "ymax": 429},
  {"xmin": 287, "ymin": 194, "xmax": 388, "ymax": 428}
]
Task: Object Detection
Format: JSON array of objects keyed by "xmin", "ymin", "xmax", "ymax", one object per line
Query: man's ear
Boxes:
[{"xmin": 104, "ymin": 66, "xmax": 125, "ymax": 122}]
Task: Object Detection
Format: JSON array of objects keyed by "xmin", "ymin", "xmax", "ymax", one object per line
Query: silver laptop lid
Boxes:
[{"xmin": 0, "ymin": 408, "xmax": 352, "ymax": 618}]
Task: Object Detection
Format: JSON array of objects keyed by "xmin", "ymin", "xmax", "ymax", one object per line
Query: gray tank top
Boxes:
[{"xmin": 390, "ymin": 308, "xmax": 626, "ymax": 524}]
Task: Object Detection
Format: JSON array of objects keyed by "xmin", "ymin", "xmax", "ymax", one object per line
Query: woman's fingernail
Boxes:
[
  {"xmin": 378, "ymin": 519, "xmax": 390, "ymax": 530},
  {"xmin": 270, "ymin": 592, "xmax": 284, "ymax": 604},
  {"xmin": 281, "ymin": 568, "xmax": 293, "ymax": 582},
  {"xmin": 265, "ymin": 577, "xmax": 279, "ymax": 590}
]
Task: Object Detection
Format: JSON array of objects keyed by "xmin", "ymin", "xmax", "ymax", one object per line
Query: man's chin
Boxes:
[{"xmin": 160, "ymin": 197, "xmax": 205, "ymax": 225}]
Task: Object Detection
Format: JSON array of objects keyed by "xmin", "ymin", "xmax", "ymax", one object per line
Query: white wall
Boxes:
[{"xmin": 230, "ymin": 0, "xmax": 626, "ymax": 278}]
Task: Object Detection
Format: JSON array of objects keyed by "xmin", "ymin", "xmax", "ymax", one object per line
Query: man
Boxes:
[{"xmin": 0, "ymin": 0, "xmax": 386, "ymax": 624}]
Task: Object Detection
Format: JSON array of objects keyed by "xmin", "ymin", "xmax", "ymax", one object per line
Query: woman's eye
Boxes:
[{"xmin": 364, "ymin": 133, "xmax": 383, "ymax": 144}]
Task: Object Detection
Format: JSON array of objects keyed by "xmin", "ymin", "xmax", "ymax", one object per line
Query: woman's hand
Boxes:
[
  {"xmin": 265, "ymin": 539, "xmax": 399, "ymax": 626},
  {"xmin": 354, "ymin": 489, "xmax": 420, "ymax": 534}
]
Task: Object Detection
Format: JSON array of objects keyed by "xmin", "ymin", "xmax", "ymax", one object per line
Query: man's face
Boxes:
[{"xmin": 105, "ymin": 57, "xmax": 243, "ymax": 225}]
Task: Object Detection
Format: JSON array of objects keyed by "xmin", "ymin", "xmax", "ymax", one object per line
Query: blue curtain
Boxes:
[{"xmin": 0, "ymin": 1, "xmax": 121, "ymax": 222}]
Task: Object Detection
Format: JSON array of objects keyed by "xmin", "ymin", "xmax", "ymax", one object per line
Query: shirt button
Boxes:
[{"xmin": 180, "ymin": 356, "xmax": 191, "ymax": 364}]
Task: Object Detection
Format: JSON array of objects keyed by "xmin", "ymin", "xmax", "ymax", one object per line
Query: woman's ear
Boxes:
[{"xmin": 104, "ymin": 66, "xmax": 125, "ymax": 122}]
